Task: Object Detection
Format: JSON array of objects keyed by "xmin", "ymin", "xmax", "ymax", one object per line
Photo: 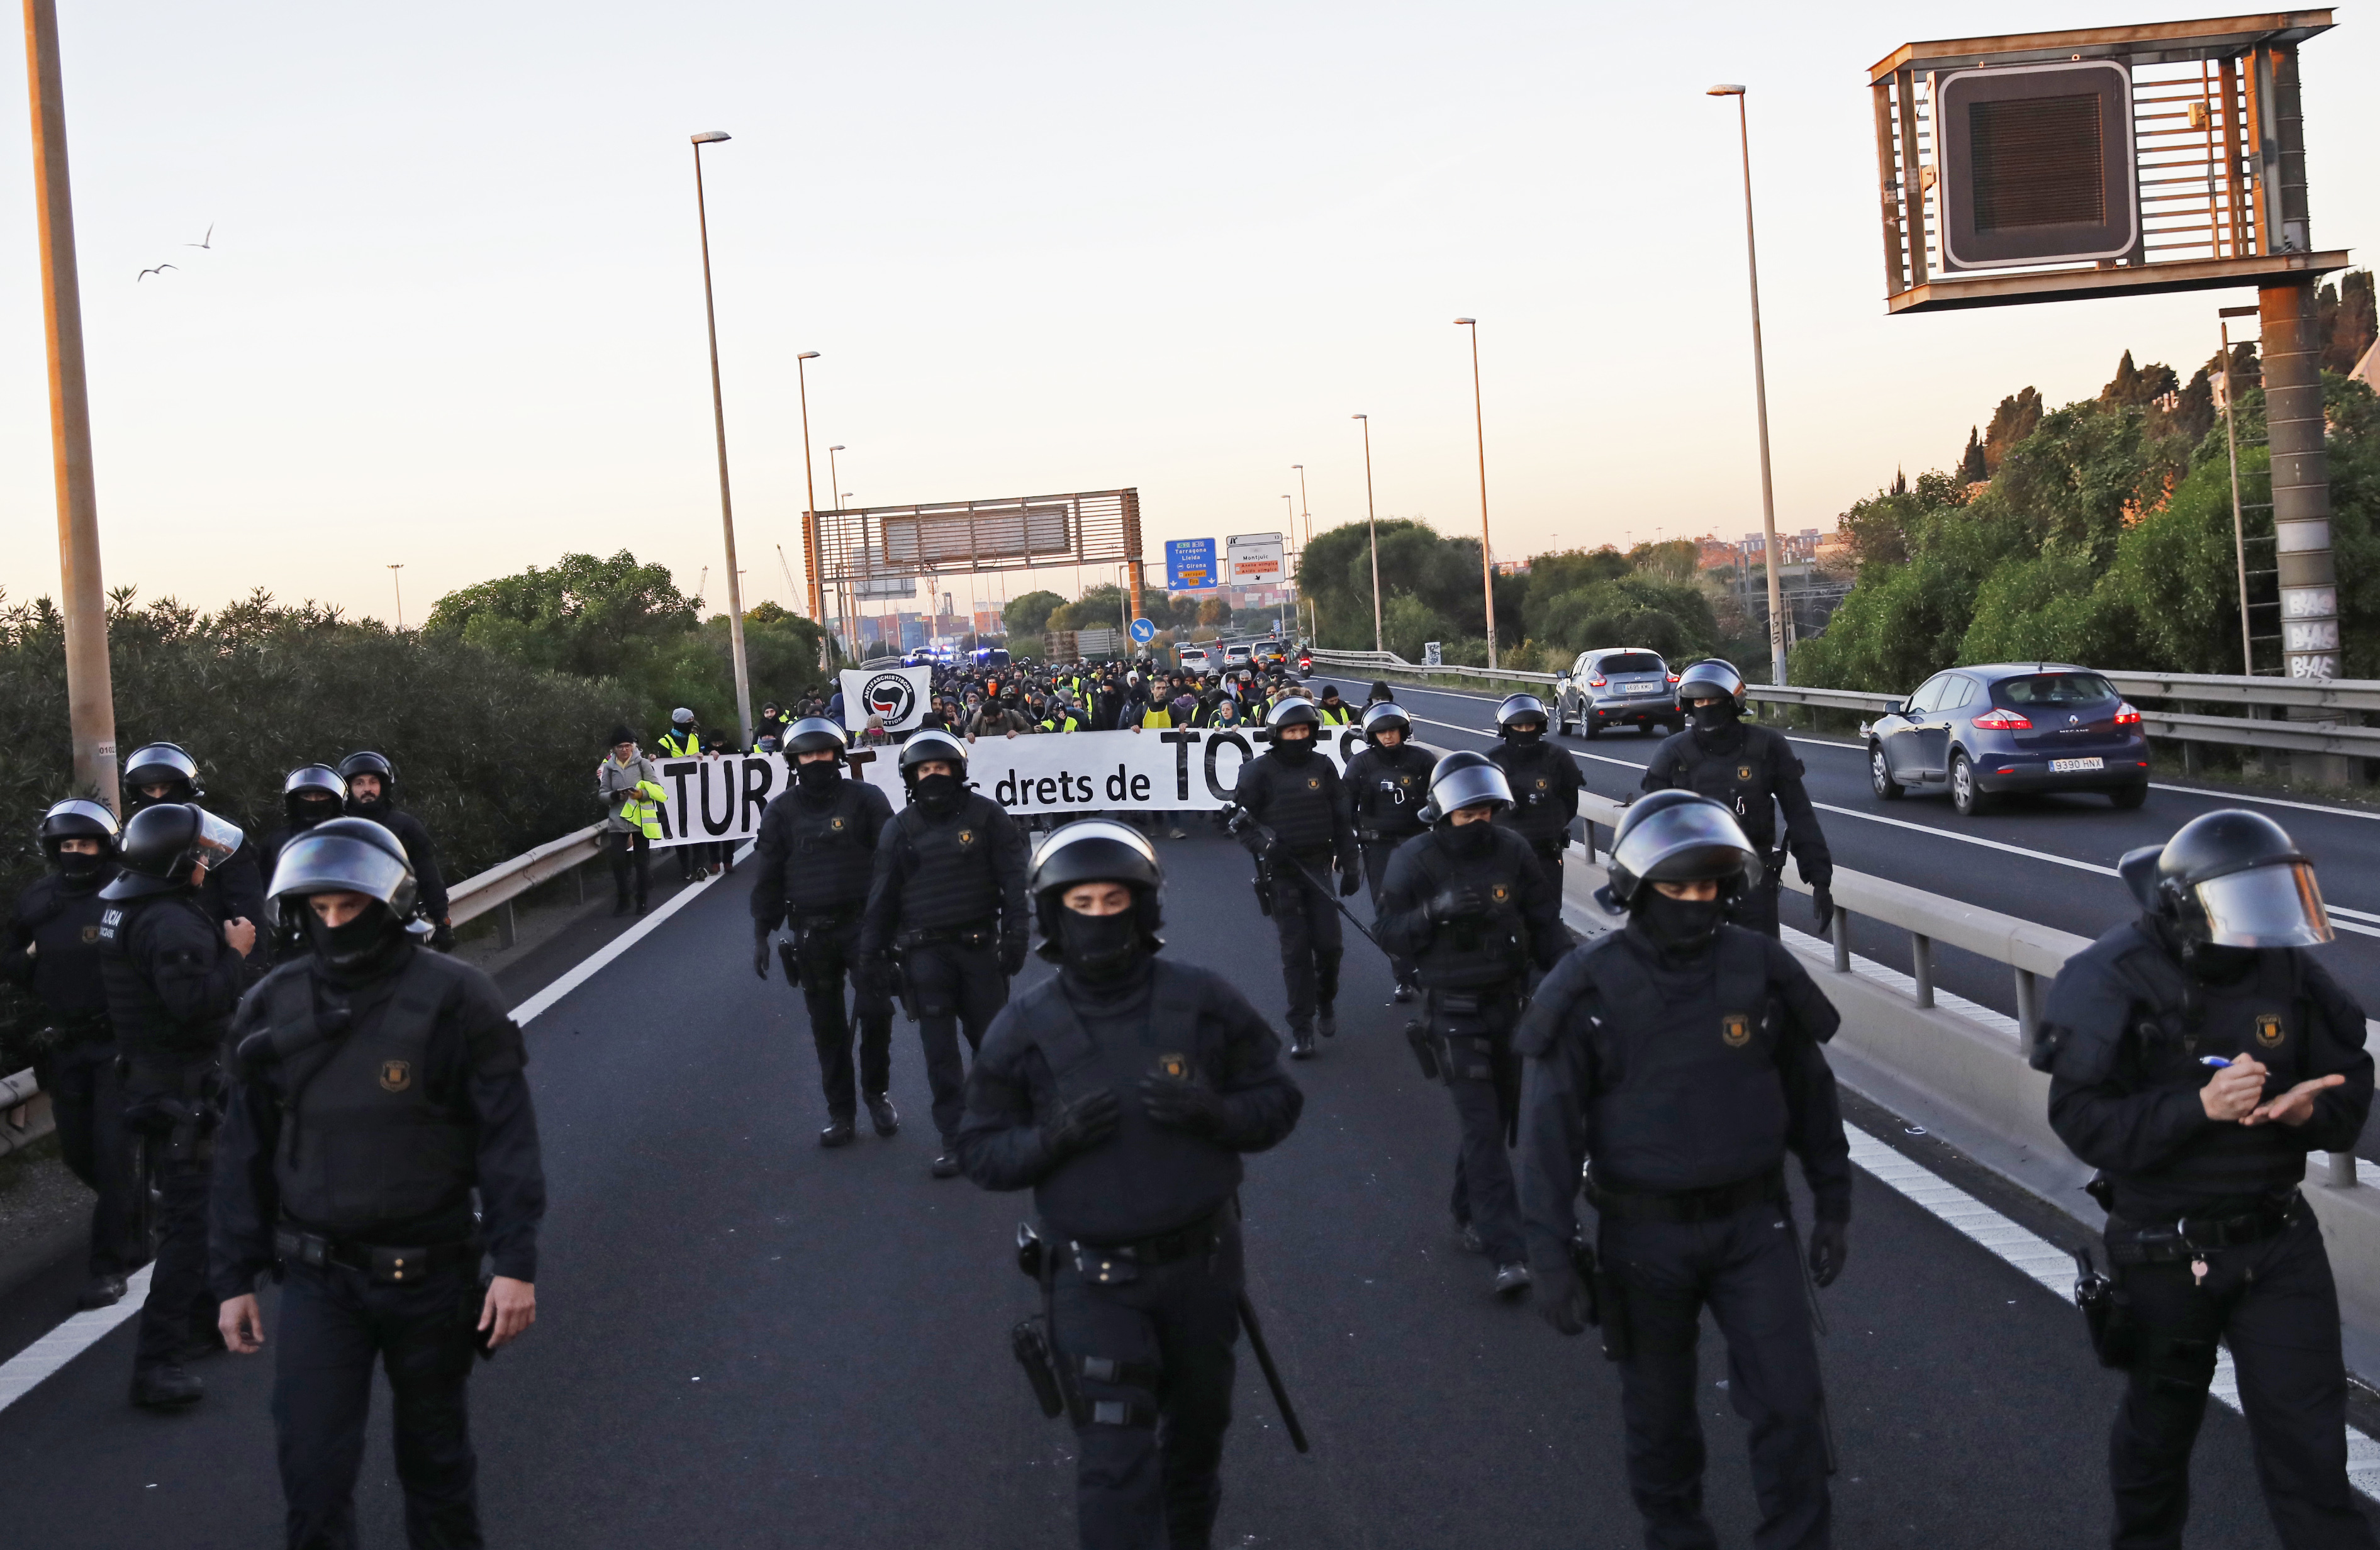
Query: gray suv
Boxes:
[{"xmin": 1555, "ymin": 649, "xmax": 1679, "ymax": 740}]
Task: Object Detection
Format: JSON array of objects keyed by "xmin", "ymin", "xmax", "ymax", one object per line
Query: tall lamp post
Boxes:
[
  {"xmin": 1292, "ymin": 462, "xmax": 1316, "ymax": 640},
  {"xmin": 793, "ymin": 350, "xmax": 827, "ymax": 669},
  {"xmin": 690, "ymin": 129, "xmax": 754, "ymax": 745},
  {"xmin": 387, "ymin": 564, "xmax": 405, "ymax": 630},
  {"xmin": 1282, "ymin": 494, "xmax": 1298, "ymax": 640},
  {"xmin": 1708, "ymin": 84, "xmax": 1787, "ymax": 688},
  {"xmin": 24, "ymin": 0, "xmax": 116, "ymax": 810},
  {"xmin": 1353, "ymin": 415, "xmax": 1383, "ymax": 653},
  {"xmin": 1453, "ymin": 318, "xmax": 1499, "ymax": 671}
]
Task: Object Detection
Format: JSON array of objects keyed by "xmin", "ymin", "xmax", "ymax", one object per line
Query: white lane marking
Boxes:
[
  {"xmin": 0, "ymin": 842, "xmax": 753, "ymax": 1417},
  {"xmin": 1841, "ymin": 1123, "xmax": 2380, "ymax": 1502},
  {"xmin": 0, "ymin": 1264, "xmax": 154, "ymax": 1414}
]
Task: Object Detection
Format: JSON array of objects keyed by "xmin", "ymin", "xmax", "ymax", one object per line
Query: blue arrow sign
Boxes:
[{"xmin": 1129, "ymin": 617, "xmax": 1156, "ymax": 644}]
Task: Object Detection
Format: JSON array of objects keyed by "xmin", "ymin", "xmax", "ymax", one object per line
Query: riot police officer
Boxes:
[
  {"xmin": 860, "ymin": 729, "xmax": 1029, "ymax": 1178},
  {"xmin": 1640, "ymin": 659, "xmax": 1833, "ymax": 939},
  {"xmin": 1516, "ymin": 790, "xmax": 1850, "ymax": 1550},
  {"xmin": 1377, "ymin": 752, "xmax": 1571, "ymax": 1296},
  {"xmin": 98, "ymin": 803, "xmax": 257, "ymax": 1406},
  {"xmin": 213, "ymin": 817, "xmax": 545, "ymax": 1547},
  {"xmin": 1486, "ymin": 694, "xmax": 1584, "ymax": 896},
  {"xmin": 1229, "ymin": 699, "xmax": 1360, "ymax": 1058},
  {"xmin": 954, "ymin": 819, "xmax": 1303, "ymax": 1550},
  {"xmin": 123, "ymin": 741, "xmax": 266, "ymax": 931},
  {"xmin": 4, "ymin": 800, "xmax": 136, "ymax": 1309},
  {"xmin": 259, "ymin": 766, "xmax": 348, "ymax": 962},
  {"xmin": 1340, "ymin": 701, "xmax": 1436, "ymax": 1002},
  {"xmin": 752, "ymin": 716, "xmax": 900, "ymax": 1148},
  {"xmin": 2034, "ymin": 810, "xmax": 2376, "ymax": 1549},
  {"xmin": 338, "ymin": 752, "xmax": 453, "ymax": 949}
]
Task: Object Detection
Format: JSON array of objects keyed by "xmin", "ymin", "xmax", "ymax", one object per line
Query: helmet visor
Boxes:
[
  {"xmin": 269, "ymin": 832, "xmax": 414, "ymax": 908},
  {"xmin": 1612, "ymin": 801, "xmax": 1760, "ymax": 887},
  {"xmin": 194, "ymin": 810, "xmax": 245, "ymax": 872},
  {"xmin": 2194, "ymin": 862, "xmax": 2334, "ymax": 948}
]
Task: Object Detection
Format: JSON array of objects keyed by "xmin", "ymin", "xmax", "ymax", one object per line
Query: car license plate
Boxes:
[
  {"xmin": 1625, "ymin": 683, "xmax": 1658, "ymax": 694},
  {"xmin": 2050, "ymin": 757, "xmax": 2104, "ymax": 773}
]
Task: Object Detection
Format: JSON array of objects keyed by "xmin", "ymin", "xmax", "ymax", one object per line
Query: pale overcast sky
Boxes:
[{"xmin": 0, "ymin": 2, "xmax": 2371, "ymax": 625}]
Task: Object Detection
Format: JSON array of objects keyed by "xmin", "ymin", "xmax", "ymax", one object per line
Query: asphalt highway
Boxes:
[
  {"xmin": 0, "ymin": 830, "xmax": 2358, "ymax": 1547},
  {"xmin": 1311, "ymin": 674, "xmax": 2380, "ymax": 1161}
]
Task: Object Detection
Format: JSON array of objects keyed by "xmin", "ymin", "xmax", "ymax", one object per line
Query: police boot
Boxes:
[
  {"xmin": 818, "ymin": 1117, "xmax": 856, "ymax": 1149},
  {"xmin": 1317, "ymin": 1004, "xmax": 1338, "ymax": 1039},
  {"xmin": 1288, "ymin": 1027, "xmax": 1316, "ymax": 1061},
  {"xmin": 1494, "ymin": 1262, "xmax": 1533, "ymax": 1299},
  {"xmin": 1394, "ymin": 980, "xmax": 1416, "ymax": 1003},
  {"xmin": 931, "ymin": 1147, "xmax": 962, "ymax": 1179},
  {"xmin": 866, "ymin": 1094, "xmax": 900, "ymax": 1137},
  {"xmin": 130, "ymin": 1364, "xmax": 203, "ymax": 1409},
  {"xmin": 76, "ymin": 1273, "xmax": 128, "ymax": 1310}
]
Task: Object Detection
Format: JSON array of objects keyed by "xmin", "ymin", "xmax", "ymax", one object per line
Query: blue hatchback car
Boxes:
[{"xmin": 1867, "ymin": 662, "xmax": 2151, "ymax": 816}]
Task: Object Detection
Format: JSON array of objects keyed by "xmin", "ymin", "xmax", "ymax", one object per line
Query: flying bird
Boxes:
[
  {"xmin": 186, "ymin": 223, "xmax": 213, "ymax": 250},
  {"xmin": 137, "ymin": 263, "xmax": 176, "ymax": 281}
]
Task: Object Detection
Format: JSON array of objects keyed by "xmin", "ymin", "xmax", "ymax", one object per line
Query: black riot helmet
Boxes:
[
  {"xmin": 122, "ymin": 742, "xmax": 202, "ymax": 810},
  {"xmin": 337, "ymin": 750, "xmax": 398, "ymax": 813},
  {"xmin": 785, "ymin": 716, "xmax": 848, "ymax": 761},
  {"xmin": 267, "ymin": 816, "xmax": 420, "ymax": 918},
  {"xmin": 1361, "ymin": 701, "xmax": 1412, "ymax": 744},
  {"xmin": 2118, "ymin": 809, "xmax": 2333, "ymax": 949},
  {"xmin": 101, "ymin": 803, "xmax": 244, "ymax": 901},
  {"xmin": 1423, "ymin": 750, "xmax": 1513, "ymax": 823},
  {"xmin": 1494, "ymin": 694, "xmax": 1549, "ymax": 737},
  {"xmin": 1029, "ymin": 818, "xmax": 1165, "ymax": 961},
  {"xmin": 1265, "ymin": 698, "xmax": 1322, "ymax": 737},
  {"xmin": 1599, "ymin": 790, "xmax": 1760, "ymax": 910},
  {"xmin": 39, "ymin": 798, "xmax": 120, "ymax": 869},
  {"xmin": 897, "ymin": 729, "xmax": 969, "ymax": 785},
  {"xmin": 282, "ymin": 764, "xmax": 348, "ymax": 828},
  {"xmin": 1676, "ymin": 659, "xmax": 1748, "ymax": 713}
]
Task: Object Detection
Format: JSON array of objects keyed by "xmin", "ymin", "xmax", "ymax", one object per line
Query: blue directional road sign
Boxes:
[
  {"xmin": 1166, "ymin": 537, "xmax": 1218, "ymax": 591},
  {"xmin": 1129, "ymin": 617, "xmax": 1156, "ymax": 644}
]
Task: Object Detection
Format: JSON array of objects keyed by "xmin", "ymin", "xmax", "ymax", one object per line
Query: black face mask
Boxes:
[
  {"xmin": 2184, "ymin": 939, "xmax": 2260, "ymax": 983},
  {"xmin": 1441, "ymin": 818, "xmax": 1494, "ymax": 857},
  {"xmin": 1507, "ymin": 726, "xmax": 1544, "ymax": 747},
  {"xmin": 795, "ymin": 761, "xmax": 842, "ymax": 794},
  {"xmin": 1633, "ymin": 889, "xmax": 1728, "ymax": 952},
  {"xmin": 1690, "ymin": 701, "xmax": 1738, "ymax": 732},
  {"xmin": 1058, "ymin": 906, "xmax": 1141, "ymax": 982},
  {"xmin": 55, "ymin": 849, "xmax": 105, "ymax": 884},
  {"xmin": 1273, "ymin": 735, "xmax": 1314, "ymax": 764},
  {"xmin": 913, "ymin": 772, "xmax": 960, "ymax": 812},
  {"xmin": 303, "ymin": 901, "xmax": 403, "ymax": 974}
]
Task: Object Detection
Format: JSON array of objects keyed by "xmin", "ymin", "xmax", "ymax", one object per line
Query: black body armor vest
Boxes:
[
  {"xmin": 1346, "ymin": 745, "xmax": 1434, "ymax": 842},
  {"xmin": 890, "ymin": 795, "xmax": 1008, "ymax": 930},
  {"xmin": 1405, "ymin": 830, "xmax": 1538, "ymax": 988},
  {"xmin": 783, "ymin": 783, "xmax": 879, "ymax": 911}
]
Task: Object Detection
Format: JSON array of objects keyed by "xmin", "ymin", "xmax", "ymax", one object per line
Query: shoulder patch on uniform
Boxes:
[
  {"xmin": 80, "ymin": 923, "xmax": 99, "ymax": 944},
  {"xmin": 2255, "ymin": 1012, "xmax": 2285, "ymax": 1047},
  {"xmin": 1738, "ymin": 764, "xmax": 1754, "ymax": 781},
  {"xmin": 378, "ymin": 1059, "xmax": 412, "ymax": 1093},
  {"xmin": 1490, "ymin": 883, "xmax": 1511, "ymax": 903},
  {"xmin": 1307, "ymin": 776, "xmax": 1321, "ymax": 791},
  {"xmin": 1722, "ymin": 1013, "xmax": 1751, "ymax": 1047},
  {"xmin": 829, "ymin": 816, "xmax": 846, "ymax": 832},
  {"xmin": 957, "ymin": 828, "xmax": 976, "ymax": 847}
]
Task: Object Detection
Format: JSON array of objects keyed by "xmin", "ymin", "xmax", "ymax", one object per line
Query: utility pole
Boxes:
[
  {"xmin": 1710, "ymin": 84, "xmax": 1789, "ymax": 687},
  {"xmin": 1354, "ymin": 415, "xmax": 1382, "ymax": 653},
  {"xmin": 1454, "ymin": 318, "xmax": 1499, "ymax": 671},
  {"xmin": 388, "ymin": 564, "xmax": 405, "ymax": 630},
  {"xmin": 23, "ymin": 0, "xmax": 117, "ymax": 811},
  {"xmin": 690, "ymin": 130, "xmax": 754, "ymax": 746}
]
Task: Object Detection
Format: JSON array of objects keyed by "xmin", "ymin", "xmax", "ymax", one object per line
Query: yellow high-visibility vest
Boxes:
[
  {"xmin": 1141, "ymin": 706, "xmax": 1173, "ymax": 729},
  {"xmin": 1317, "ymin": 703, "xmax": 1353, "ymax": 725},
  {"xmin": 659, "ymin": 729, "xmax": 701, "ymax": 758}
]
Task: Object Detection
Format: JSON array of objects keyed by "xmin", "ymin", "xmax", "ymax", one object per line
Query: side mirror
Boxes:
[{"xmin": 1882, "ymin": 700, "xmax": 1905, "ymax": 716}]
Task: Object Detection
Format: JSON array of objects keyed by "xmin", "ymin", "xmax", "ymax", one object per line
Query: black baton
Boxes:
[{"xmin": 1235, "ymin": 1293, "xmax": 1310, "ymax": 1454}]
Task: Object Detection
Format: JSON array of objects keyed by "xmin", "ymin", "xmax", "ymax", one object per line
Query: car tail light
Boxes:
[
  {"xmin": 1587, "ymin": 676, "xmax": 1607, "ymax": 688},
  {"xmin": 1668, "ymin": 674, "xmax": 1680, "ymax": 684},
  {"xmin": 2114, "ymin": 701, "xmax": 2142, "ymax": 727},
  {"xmin": 1970, "ymin": 708, "xmax": 2032, "ymax": 730}
]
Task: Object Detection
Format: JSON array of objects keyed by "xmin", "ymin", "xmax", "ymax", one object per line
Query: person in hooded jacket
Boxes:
[
  {"xmin": 99, "ymin": 802, "xmax": 258, "ymax": 1407},
  {"xmin": 955, "ymin": 819, "xmax": 1302, "ymax": 1550},
  {"xmin": 122, "ymin": 740, "xmax": 267, "ymax": 934},
  {"xmin": 1515, "ymin": 790, "xmax": 1850, "ymax": 1550},
  {"xmin": 6, "ymin": 799, "xmax": 138, "ymax": 1310},
  {"xmin": 751, "ymin": 718, "xmax": 900, "ymax": 1148},
  {"xmin": 860, "ymin": 731, "xmax": 1030, "ymax": 1178},
  {"xmin": 2035, "ymin": 810, "xmax": 2376, "ymax": 1550},
  {"xmin": 338, "ymin": 752, "xmax": 453, "ymax": 949},
  {"xmin": 212, "ymin": 817, "xmax": 544, "ymax": 1550},
  {"xmin": 1485, "ymin": 694, "xmax": 1585, "ymax": 898},
  {"xmin": 1640, "ymin": 659, "xmax": 1833, "ymax": 940}
]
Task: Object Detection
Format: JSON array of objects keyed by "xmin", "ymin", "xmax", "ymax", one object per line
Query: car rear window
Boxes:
[
  {"xmin": 1599, "ymin": 653, "xmax": 1663, "ymax": 676},
  {"xmin": 1998, "ymin": 672, "xmax": 2119, "ymax": 707}
]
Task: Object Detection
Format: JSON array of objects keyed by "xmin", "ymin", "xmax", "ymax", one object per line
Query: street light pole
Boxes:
[
  {"xmin": 387, "ymin": 564, "xmax": 405, "ymax": 630},
  {"xmin": 23, "ymin": 0, "xmax": 116, "ymax": 811},
  {"xmin": 794, "ymin": 351, "xmax": 828, "ymax": 672},
  {"xmin": 1353, "ymin": 415, "xmax": 1382, "ymax": 654},
  {"xmin": 690, "ymin": 130, "xmax": 754, "ymax": 746},
  {"xmin": 1709, "ymin": 84, "xmax": 1788, "ymax": 688},
  {"xmin": 1292, "ymin": 462, "xmax": 1317, "ymax": 640},
  {"xmin": 1453, "ymin": 318, "xmax": 1498, "ymax": 671}
]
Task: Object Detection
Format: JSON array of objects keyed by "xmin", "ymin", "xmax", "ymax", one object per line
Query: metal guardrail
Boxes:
[{"xmin": 446, "ymin": 822, "xmax": 608, "ymax": 949}]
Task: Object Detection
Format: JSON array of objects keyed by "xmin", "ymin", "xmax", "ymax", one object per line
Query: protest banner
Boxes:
[{"xmin": 839, "ymin": 666, "xmax": 932, "ymax": 733}]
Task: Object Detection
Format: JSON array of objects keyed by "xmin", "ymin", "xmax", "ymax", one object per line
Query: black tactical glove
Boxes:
[
  {"xmin": 1338, "ymin": 864, "xmax": 1361, "ymax": 898},
  {"xmin": 1536, "ymin": 1260, "xmax": 1591, "ymax": 1336},
  {"xmin": 430, "ymin": 919, "xmax": 455, "ymax": 952},
  {"xmin": 1807, "ymin": 1219, "xmax": 1848, "ymax": 1288},
  {"xmin": 1139, "ymin": 1074, "xmax": 1227, "ymax": 1137},
  {"xmin": 998, "ymin": 935, "xmax": 1029, "ymax": 977},
  {"xmin": 1427, "ymin": 886, "xmax": 1487, "ymax": 923},
  {"xmin": 1041, "ymin": 1088, "xmax": 1121, "ymax": 1161},
  {"xmin": 752, "ymin": 921, "xmax": 772, "ymax": 979},
  {"xmin": 1811, "ymin": 884, "xmax": 1836, "ymax": 939}
]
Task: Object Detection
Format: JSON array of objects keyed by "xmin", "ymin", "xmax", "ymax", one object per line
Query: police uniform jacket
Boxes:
[
  {"xmin": 350, "ymin": 803, "xmax": 451, "ymax": 924},
  {"xmin": 5, "ymin": 867, "xmax": 115, "ymax": 1037},
  {"xmin": 1513, "ymin": 922, "xmax": 1850, "ymax": 1271},
  {"xmin": 1375, "ymin": 825, "xmax": 1570, "ymax": 987},
  {"xmin": 859, "ymin": 791, "xmax": 1029, "ymax": 956},
  {"xmin": 209, "ymin": 941, "xmax": 545, "ymax": 1300},
  {"xmin": 1488, "ymin": 740, "xmax": 1585, "ymax": 850},
  {"xmin": 2038, "ymin": 916, "xmax": 2373, "ymax": 1223},
  {"xmin": 98, "ymin": 887, "xmax": 250, "ymax": 1062},
  {"xmin": 749, "ymin": 776, "xmax": 895, "ymax": 925},
  {"xmin": 1641, "ymin": 721, "xmax": 1831, "ymax": 881},
  {"xmin": 1340, "ymin": 743, "xmax": 1438, "ymax": 846},
  {"xmin": 1231, "ymin": 749, "xmax": 1358, "ymax": 871},
  {"xmin": 199, "ymin": 839, "xmax": 269, "ymax": 932},
  {"xmin": 953, "ymin": 956, "xmax": 1302, "ymax": 1243}
]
